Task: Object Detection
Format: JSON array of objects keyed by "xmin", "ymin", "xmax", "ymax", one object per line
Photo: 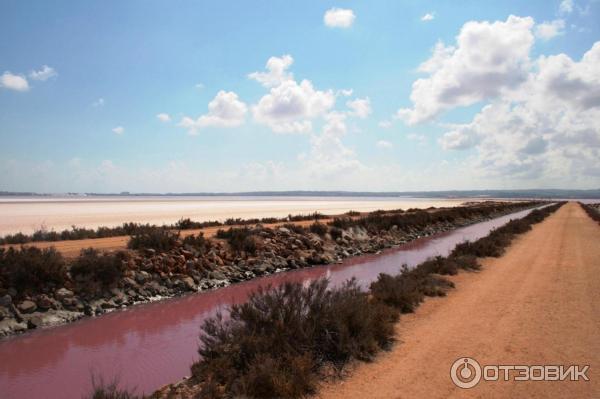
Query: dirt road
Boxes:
[{"xmin": 318, "ymin": 202, "xmax": 600, "ymax": 398}]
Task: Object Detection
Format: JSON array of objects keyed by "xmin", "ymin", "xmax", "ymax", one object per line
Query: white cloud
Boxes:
[
  {"xmin": 251, "ymin": 74, "xmax": 335, "ymax": 134},
  {"xmin": 29, "ymin": 65, "xmax": 57, "ymax": 81},
  {"xmin": 0, "ymin": 71, "xmax": 29, "ymax": 92},
  {"xmin": 378, "ymin": 120, "xmax": 392, "ymax": 129},
  {"xmin": 303, "ymin": 112, "xmax": 364, "ymax": 177},
  {"xmin": 248, "ymin": 55, "xmax": 294, "ymax": 88},
  {"xmin": 112, "ymin": 126, "xmax": 124, "ymax": 135},
  {"xmin": 324, "ymin": 8, "xmax": 356, "ymax": 28},
  {"xmin": 559, "ymin": 0, "xmax": 574, "ymax": 14},
  {"xmin": 535, "ymin": 19, "xmax": 565, "ymax": 40},
  {"xmin": 439, "ymin": 41, "xmax": 600, "ymax": 182},
  {"xmin": 376, "ymin": 140, "xmax": 393, "ymax": 149},
  {"xmin": 92, "ymin": 98, "xmax": 105, "ymax": 107},
  {"xmin": 156, "ymin": 113, "xmax": 171, "ymax": 122},
  {"xmin": 397, "ymin": 15, "xmax": 535, "ymax": 124},
  {"xmin": 421, "ymin": 13, "xmax": 435, "ymax": 22},
  {"xmin": 337, "ymin": 89, "xmax": 354, "ymax": 97},
  {"xmin": 195, "ymin": 83, "xmax": 205, "ymax": 90},
  {"xmin": 346, "ymin": 97, "xmax": 372, "ymax": 119},
  {"xmin": 179, "ymin": 90, "xmax": 247, "ymax": 135}
]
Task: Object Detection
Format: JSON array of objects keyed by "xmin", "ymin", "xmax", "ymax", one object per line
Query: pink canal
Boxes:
[{"xmin": 0, "ymin": 208, "xmax": 539, "ymax": 399}]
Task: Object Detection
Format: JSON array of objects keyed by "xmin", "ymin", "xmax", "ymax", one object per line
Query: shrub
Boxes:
[
  {"xmin": 0, "ymin": 247, "xmax": 66, "ymax": 298},
  {"xmin": 182, "ymin": 233, "xmax": 208, "ymax": 253},
  {"xmin": 309, "ymin": 222, "xmax": 328, "ymax": 237},
  {"xmin": 282, "ymin": 223, "xmax": 306, "ymax": 234},
  {"xmin": 127, "ymin": 227, "xmax": 179, "ymax": 251},
  {"xmin": 330, "ymin": 227, "xmax": 343, "ymax": 240},
  {"xmin": 216, "ymin": 228, "xmax": 257, "ymax": 254},
  {"xmin": 83, "ymin": 376, "xmax": 141, "ymax": 399},
  {"xmin": 70, "ymin": 248, "xmax": 127, "ymax": 287},
  {"xmin": 191, "ymin": 279, "xmax": 397, "ymax": 398}
]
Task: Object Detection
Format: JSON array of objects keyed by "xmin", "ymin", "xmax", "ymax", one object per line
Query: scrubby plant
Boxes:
[
  {"xmin": 127, "ymin": 227, "xmax": 179, "ymax": 251},
  {"xmin": 309, "ymin": 222, "xmax": 328, "ymax": 237},
  {"xmin": 70, "ymin": 248, "xmax": 127, "ymax": 287},
  {"xmin": 215, "ymin": 228, "xmax": 257, "ymax": 254},
  {"xmin": 182, "ymin": 233, "xmax": 209, "ymax": 253},
  {"xmin": 83, "ymin": 376, "xmax": 142, "ymax": 399},
  {"xmin": 0, "ymin": 247, "xmax": 67, "ymax": 298},
  {"xmin": 330, "ymin": 227, "xmax": 343, "ymax": 240},
  {"xmin": 191, "ymin": 278, "xmax": 397, "ymax": 398},
  {"xmin": 282, "ymin": 223, "xmax": 306, "ymax": 234}
]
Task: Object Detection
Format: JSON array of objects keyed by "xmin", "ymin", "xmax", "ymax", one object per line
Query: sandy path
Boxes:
[{"xmin": 318, "ymin": 202, "xmax": 600, "ymax": 399}]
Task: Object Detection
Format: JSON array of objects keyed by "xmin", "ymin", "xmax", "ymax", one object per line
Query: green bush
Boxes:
[
  {"xmin": 215, "ymin": 228, "xmax": 257, "ymax": 254},
  {"xmin": 0, "ymin": 247, "xmax": 66, "ymax": 298},
  {"xmin": 309, "ymin": 222, "xmax": 328, "ymax": 237},
  {"xmin": 127, "ymin": 227, "xmax": 179, "ymax": 251},
  {"xmin": 70, "ymin": 248, "xmax": 127, "ymax": 287},
  {"xmin": 191, "ymin": 279, "xmax": 397, "ymax": 398}
]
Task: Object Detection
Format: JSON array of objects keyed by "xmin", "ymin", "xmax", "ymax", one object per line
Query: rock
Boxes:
[
  {"xmin": 36, "ymin": 294, "xmax": 56, "ymax": 311},
  {"xmin": 0, "ymin": 319, "xmax": 28, "ymax": 336},
  {"xmin": 18, "ymin": 300, "xmax": 37, "ymax": 314},
  {"xmin": 209, "ymin": 270, "xmax": 226, "ymax": 280},
  {"xmin": 55, "ymin": 288, "xmax": 74, "ymax": 301},
  {"xmin": 62, "ymin": 297, "xmax": 78, "ymax": 310},
  {"xmin": 182, "ymin": 277, "xmax": 197, "ymax": 291},
  {"xmin": 135, "ymin": 271, "xmax": 150, "ymax": 284},
  {"xmin": 24, "ymin": 310, "xmax": 84, "ymax": 330},
  {"xmin": 0, "ymin": 294, "xmax": 12, "ymax": 307},
  {"xmin": 0, "ymin": 306, "xmax": 10, "ymax": 321},
  {"xmin": 123, "ymin": 277, "xmax": 138, "ymax": 287}
]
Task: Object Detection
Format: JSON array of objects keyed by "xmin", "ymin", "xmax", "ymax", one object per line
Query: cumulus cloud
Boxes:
[
  {"xmin": 248, "ymin": 55, "xmax": 294, "ymax": 88},
  {"xmin": 376, "ymin": 140, "xmax": 393, "ymax": 149},
  {"xmin": 378, "ymin": 120, "xmax": 392, "ymax": 129},
  {"xmin": 112, "ymin": 126, "xmax": 124, "ymax": 135},
  {"xmin": 421, "ymin": 13, "xmax": 435, "ymax": 22},
  {"xmin": 535, "ymin": 19, "xmax": 565, "ymax": 40},
  {"xmin": 397, "ymin": 15, "xmax": 535, "ymax": 124},
  {"xmin": 303, "ymin": 112, "xmax": 364, "ymax": 176},
  {"xmin": 439, "ymin": 41, "xmax": 600, "ymax": 182},
  {"xmin": 179, "ymin": 90, "xmax": 247, "ymax": 134},
  {"xmin": 29, "ymin": 65, "xmax": 57, "ymax": 81},
  {"xmin": 156, "ymin": 113, "xmax": 171, "ymax": 122},
  {"xmin": 0, "ymin": 72, "xmax": 29, "ymax": 91},
  {"xmin": 250, "ymin": 56, "xmax": 335, "ymax": 133},
  {"xmin": 346, "ymin": 97, "xmax": 372, "ymax": 119},
  {"xmin": 324, "ymin": 8, "xmax": 355, "ymax": 28},
  {"xmin": 559, "ymin": 0, "xmax": 574, "ymax": 14}
]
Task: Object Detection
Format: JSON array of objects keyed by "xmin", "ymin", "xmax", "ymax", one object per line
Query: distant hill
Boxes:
[{"xmin": 2, "ymin": 189, "xmax": 599, "ymax": 199}]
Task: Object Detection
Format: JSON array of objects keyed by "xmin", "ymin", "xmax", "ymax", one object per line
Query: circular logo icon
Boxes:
[{"xmin": 450, "ymin": 357, "xmax": 482, "ymax": 389}]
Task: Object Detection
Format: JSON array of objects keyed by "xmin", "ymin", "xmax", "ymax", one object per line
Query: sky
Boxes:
[{"xmin": 1, "ymin": 0, "xmax": 599, "ymax": 193}]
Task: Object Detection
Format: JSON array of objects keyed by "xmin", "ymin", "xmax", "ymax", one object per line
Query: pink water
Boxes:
[{"xmin": 0, "ymin": 208, "xmax": 538, "ymax": 399}]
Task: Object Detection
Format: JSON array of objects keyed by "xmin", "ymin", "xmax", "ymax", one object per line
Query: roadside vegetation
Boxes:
[
  {"xmin": 0, "ymin": 212, "xmax": 327, "ymax": 246},
  {"xmin": 580, "ymin": 202, "xmax": 600, "ymax": 224},
  {"xmin": 179, "ymin": 202, "xmax": 564, "ymax": 398}
]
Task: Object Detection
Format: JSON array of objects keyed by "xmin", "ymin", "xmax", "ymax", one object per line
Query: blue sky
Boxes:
[{"xmin": 1, "ymin": 1, "xmax": 599, "ymax": 193}]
